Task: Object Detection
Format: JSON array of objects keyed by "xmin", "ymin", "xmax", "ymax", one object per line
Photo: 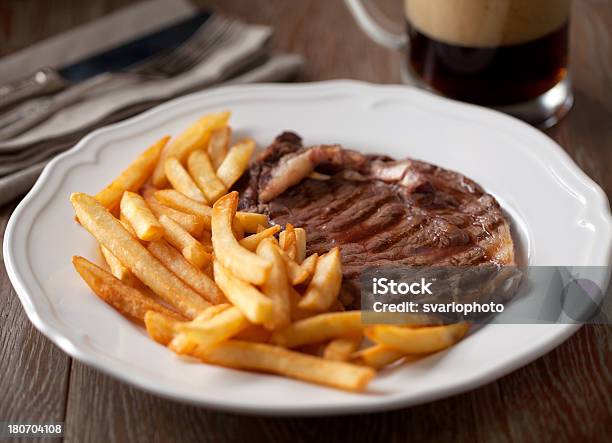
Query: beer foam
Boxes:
[{"xmin": 405, "ymin": 0, "xmax": 570, "ymax": 47}]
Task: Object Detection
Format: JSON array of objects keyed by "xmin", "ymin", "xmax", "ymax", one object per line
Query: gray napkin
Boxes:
[{"xmin": 0, "ymin": 0, "xmax": 303, "ymax": 206}]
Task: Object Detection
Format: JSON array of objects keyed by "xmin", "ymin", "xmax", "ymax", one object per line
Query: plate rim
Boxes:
[{"xmin": 4, "ymin": 80, "xmax": 612, "ymax": 416}]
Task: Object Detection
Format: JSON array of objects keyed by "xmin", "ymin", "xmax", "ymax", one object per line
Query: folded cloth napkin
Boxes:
[{"xmin": 0, "ymin": 0, "xmax": 303, "ymax": 206}]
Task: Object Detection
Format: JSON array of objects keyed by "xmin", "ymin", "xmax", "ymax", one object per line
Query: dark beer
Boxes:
[
  {"xmin": 403, "ymin": 0, "xmax": 571, "ymax": 108},
  {"xmin": 407, "ymin": 22, "xmax": 569, "ymax": 106}
]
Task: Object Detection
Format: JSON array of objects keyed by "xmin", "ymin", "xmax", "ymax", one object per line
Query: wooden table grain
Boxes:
[{"xmin": 0, "ymin": 1, "xmax": 610, "ymax": 442}]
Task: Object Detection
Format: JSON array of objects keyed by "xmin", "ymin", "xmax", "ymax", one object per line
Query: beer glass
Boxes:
[{"xmin": 345, "ymin": 0, "xmax": 573, "ymax": 127}]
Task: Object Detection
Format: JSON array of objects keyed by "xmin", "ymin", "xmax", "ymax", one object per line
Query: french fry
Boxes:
[
  {"xmin": 73, "ymin": 256, "xmax": 183, "ymax": 322},
  {"xmin": 153, "ymin": 188, "xmax": 268, "ymax": 233},
  {"xmin": 95, "ymin": 136, "xmax": 168, "ymax": 212},
  {"xmin": 232, "ymin": 217, "xmax": 245, "ymax": 240},
  {"xmin": 119, "ymin": 216, "xmax": 138, "ymax": 239},
  {"xmin": 140, "ymin": 185, "xmax": 157, "ymax": 200},
  {"xmin": 99, "ymin": 245, "xmax": 140, "ymax": 287},
  {"xmin": 71, "ymin": 193, "xmax": 209, "ymax": 318},
  {"xmin": 300, "ymin": 253, "xmax": 318, "ymax": 280},
  {"xmin": 200, "ymin": 229, "xmax": 213, "ymax": 252},
  {"xmin": 213, "ymin": 261, "xmax": 274, "ymax": 325},
  {"xmin": 239, "ymin": 225, "xmax": 281, "ymax": 252},
  {"xmin": 274, "ymin": 244, "xmax": 310, "ymax": 285},
  {"xmin": 148, "ymin": 240, "xmax": 225, "ymax": 304},
  {"xmin": 323, "ymin": 335, "xmax": 362, "ymax": 362},
  {"xmin": 298, "ymin": 247, "xmax": 342, "ymax": 311},
  {"xmin": 288, "ymin": 263, "xmax": 310, "ymax": 286},
  {"xmin": 176, "ymin": 306, "xmax": 250, "ymax": 353},
  {"xmin": 145, "ymin": 194, "xmax": 204, "ymax": 238},
  {"xmin": 294, "ymin": 228, "xmax": 307, "ymax": 263},
  {"xmin": 152, "ymin": 111, "xmax": 230, "ymax": 187},
  {"xmin": 146, "ymin": 312, "xmax": 374, "ymax": 391},
  {"xmin": 279, "ymin": 224, "xmax": 297, "ymax": 260},
  {"xmin": 208, "ymin": 126, "xmax": 231, "ymax": 169},
  {"xmin": 288, "ymin": 287, "xmax": 314, "ymax": 322},
  {"xmin": 297, "ymin": 342, "xmax": 326, "ymax": 357},
  {"xmin": 194, "ymin": 303, "xmax": 232, "ymax": 321},
  {"xmin": 198, "ymin": 340, "xmax": 375, "ymax": 392},
  {"xmin": 145, "ymin": 311, "xmax": 180, "ymax": 345},
  {"xmin": 164, "ymin": 157, "xmax": 207, "ymax": 203},
  {"xmin": 234, "ymin": 325, "xmax": 272, "ymax": 343},
  {"xmin": 271, "ymin": 311, "xmax": 363, "ymax": 348},
  {"xmin": 257, "ymin": 239, "xmax": 291, "ymax": 330},
  {"xmin": 167, "ymin": 304, "xmax": 232, "ymax": 352},
  {"xmin": 216, "ymin": 139, "xmax": 255, "ymax": 188},
  {"xmin": 235, "ymin": 212, "xmax": 268, "ymax": 233},
  {"xmin": 351, "ymin": 345, "xmax": 408, "ymax": 369},
  {"xmin": 365, "ymin": 323, "xmax": 470, "ymax": 354},
  {"xmin": 166, "ymin": 303, "xmax": 231, "ymax": 352},
  {"xmin": 158, "ymin": 214, "xmax": 211, "ymax": 269},
  {"xmin": 211, "ymin": 192, "xmax": 272, "ymax": 285},
  {"xmin": 120, "ymin": 191, "xmax": 164, "ymax": 241},
  {"xmin": 187, "ymin": 150, "xmax": 227, "ymax": 203},
  {"xmin": 154, "ymin": 189, "xmax": 212, "ymax": 229}
]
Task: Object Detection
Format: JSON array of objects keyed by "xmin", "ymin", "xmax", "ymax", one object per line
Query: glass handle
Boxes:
[{"xmin": 344, "ymin": 0, "xmax": 407, "ymax": 51}]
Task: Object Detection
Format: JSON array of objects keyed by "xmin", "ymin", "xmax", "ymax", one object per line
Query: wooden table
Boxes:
[{"xmin": 1, "ymin": 1, "xmax": 610, "ymax": 441}]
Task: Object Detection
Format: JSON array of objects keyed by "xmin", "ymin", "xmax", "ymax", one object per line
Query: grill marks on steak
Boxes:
[{"xmin": 235, "ymin": 133, "xmax": 515, "ymax": 306}]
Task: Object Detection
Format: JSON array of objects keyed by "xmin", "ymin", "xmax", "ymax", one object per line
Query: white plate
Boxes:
[{"xmin": 4, "ymin": 81, "xmax": 612, "ymax": 416}]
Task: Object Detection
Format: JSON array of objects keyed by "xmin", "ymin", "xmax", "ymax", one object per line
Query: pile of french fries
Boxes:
[{"xmin": 70, "ymin": 111, "xmax": 469, "ymax": 392}]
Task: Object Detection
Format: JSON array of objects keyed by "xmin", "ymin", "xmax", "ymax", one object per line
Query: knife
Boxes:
[{"xmin": 0, "ymin": 12, "xmax": 211, "ymax": 110}]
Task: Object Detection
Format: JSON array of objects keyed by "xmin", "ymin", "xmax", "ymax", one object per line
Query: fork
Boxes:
[{"xmin": 0, "ymin": 15, "xmax": 239, "ymax": 141}]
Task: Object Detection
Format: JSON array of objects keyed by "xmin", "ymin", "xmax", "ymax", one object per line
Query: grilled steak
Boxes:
[{"xmin": 235, "ymin": 132, "xmax": 515, "ymax": 307}]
